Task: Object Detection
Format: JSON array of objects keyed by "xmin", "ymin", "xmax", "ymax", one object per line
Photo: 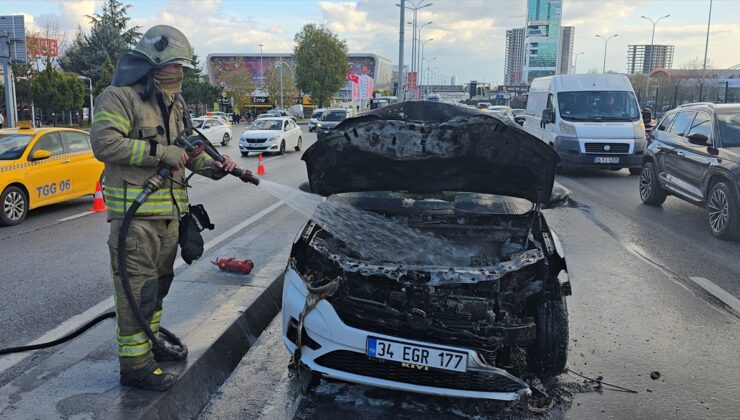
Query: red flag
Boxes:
[{"xmin": 347, "ymin": 73, "xmax": 360, "ymax": 83}]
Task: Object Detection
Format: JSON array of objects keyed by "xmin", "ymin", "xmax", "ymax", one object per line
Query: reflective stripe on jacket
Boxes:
[{"xmin": 91, "ymin": 83, "xmax": 219, "ymax": 219}]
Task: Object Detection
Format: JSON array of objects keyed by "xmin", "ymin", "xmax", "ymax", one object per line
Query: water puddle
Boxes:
[{"xmin": 258, "ymin": 180, "xmax": 468, "ymax": 265}]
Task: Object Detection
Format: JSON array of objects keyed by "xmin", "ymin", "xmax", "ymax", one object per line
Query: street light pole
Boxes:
[
  {"xmin": 641, "ymin": 14, "xmax": 670, "ymax": 103},
  {"xmin": 398, "ymin": 1, "xmax": 432, "ymax": 99},
  {"xmin": 573, "ymin": 52, "xmax": 584, "ymax": 74},
  {"xmin": 700, "ymin": 0, "xmax": 713, "ymax": 88},
  {"xmin": 397, "ymin": 0, "xmax": 406, "ymax": 100},
  {"xmin": 420, "ymin": 38, "xmax": 433, "ymax": 93},
  {"xmin": 279, "ymin": 59, "xmax": 284, "ymax": 109},
  {"xmin": 258, "ymin": 44, "xmax": 264, "ymax": 91},
  {"xmin": 595, "ymin": 34, "xmax": 619, "ymax": 73},
  {"xmin": 77, "ymin": 76, "xmax": 93, "ymax": 124},
  {"xmin": 417, "ymin": 21, "xmax": 432, "ymax": 78}
]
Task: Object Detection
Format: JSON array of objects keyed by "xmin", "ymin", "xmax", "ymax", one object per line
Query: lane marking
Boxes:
[
  {"xmin": 57, "ymin": 211, "xmax": 95, "ymax": 223},
  {"xmin": 0, "ymin": 200, "xmax": 286, "ymax": 374},
  {"xmin": 689, "ymin": 276, "xmax": 740, "ymax": 314}
]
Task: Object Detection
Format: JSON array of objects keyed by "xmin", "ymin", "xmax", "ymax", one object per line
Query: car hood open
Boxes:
[{"xmin": 302, "ymin": 101, "xmax": 560, "ymax": 203}]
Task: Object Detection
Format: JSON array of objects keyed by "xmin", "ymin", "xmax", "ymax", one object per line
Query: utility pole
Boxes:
[
  {"xmin": 641, "ymin": 15, "xmax": 670, "ymax": 104},
  {"xmin": 396, "ymin": 1, "xmax": 405, "ymax": 100},
  {"xmin": 700, "ymin": 0, "xmax": 713, "ymax": 87},
  {"xmin": 78, "ymin": 76, "xmax": 93, "ymax": 124},
  {"xmin": 258, "ymin": 43, "xmax": 264, "ymax": 91},
  {"xmin": 595, "ymin": 34, "xmax": 618, "ymax": 73},
  {"xmin": 279, "ymin": 59, "xmax": 284, "ymax": 109}
]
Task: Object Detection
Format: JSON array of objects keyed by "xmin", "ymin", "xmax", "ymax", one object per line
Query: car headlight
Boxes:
[
  {"xmin": 634, "ymin": 121, "xmax": 646, "ymax": 141},
  {"xmin": 316, "ymin": 122, "xmax": 322, "ymax": 128},
  {"xmin": 268, "ymin": 136, "xmax": 280, "ymax": 142},
  {"xmin": 559, "ymin": 121, "xmax": 577, "ymax": 136}
]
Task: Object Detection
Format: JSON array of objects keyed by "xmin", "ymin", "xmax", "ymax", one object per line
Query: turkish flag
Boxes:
[{"xmin": 347, "ymin": 73, "xmax": 360, "ymax": 83}]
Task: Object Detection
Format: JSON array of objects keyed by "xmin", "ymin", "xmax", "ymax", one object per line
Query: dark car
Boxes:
[
  {"xmin": 315, "ymin": 109, "xmax": 350, "ymax": 139},
  {"xmin": 639, "ymin": 103, "xmax": 740, "ymax": 240},
  {"xmin": 282, "ymin": 102, "xmax": 572, "ymax": 400}
]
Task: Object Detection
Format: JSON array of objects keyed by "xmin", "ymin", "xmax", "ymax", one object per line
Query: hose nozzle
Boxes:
[{"xmin": 233, "ymin": 168, "xmax": 260, "ymax": 185}]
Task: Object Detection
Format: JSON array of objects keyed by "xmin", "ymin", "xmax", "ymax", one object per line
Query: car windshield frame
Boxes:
[
  {"xmin": 249, "ymin": 119, "xmax": 284, "ymax": 131},
  {"xmin": 557, "ymin": 90, "xmax": 640, "ymax": 122},
  {"xmin": 717, "ymin": 111, "xmax": 740, "ymax": 148},
  {"xmin": 0, "ymin": 134, "xmax": 34, "ymax": 160},
  {"xmin": 320, "ymin": 111, "xmax": 347, "ymax": 122}
]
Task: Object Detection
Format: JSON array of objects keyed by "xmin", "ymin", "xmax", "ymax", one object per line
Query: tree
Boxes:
[
  {"xmin": 32, "ymin": 58, "xmax": 84, "ymax": 125},
  {"xmin": 93, "ymin": 58, "xmax": 115, "ymax": 97},
  {"xmin": 60, "ymin": 0, "xmax": 141, "ymax": 90},
  {"xmin": 182, "ymin": 55, "xmax": 220, "ymax": 113},
  {"xmin": 220, "ymin": 64, "xmax": 255, "ymax": 112},
  {"xmin": 293, "ymin": 24, "xmax": 349, "ymax": 108},
  {"xmin": 265, "ymin": 61, "xmax": 299, "ymax": 108}
]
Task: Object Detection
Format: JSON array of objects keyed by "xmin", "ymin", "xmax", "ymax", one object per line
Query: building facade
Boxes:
[
  {"xmin": 504, "ymin": 27, "xmax": 526, "ymax": 85},
  {"xmin": 627, "ymin": 44, "xmax": 675, "ymax": 74},
  {"xmin": 522, "ymin": 0, "xmax": 563, "ymax": 83},
  {"xmin": 558, "ymin": 26, "xmax": 575, "ymax": 75}
]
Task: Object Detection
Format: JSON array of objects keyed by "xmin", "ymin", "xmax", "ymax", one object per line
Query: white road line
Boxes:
[
  {"xmin": 57, "ymin": 211, "xmax": 95, "ymax": 223},
  {"xmin": 0, "ymin": 200, "xmax": 286, "ymax": 374},
  {"xmin": 689, "ymin": 276, "xmax": 740, "ymax": 314}
]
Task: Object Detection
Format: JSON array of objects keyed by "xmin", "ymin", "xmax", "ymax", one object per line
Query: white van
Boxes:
[{"xmin": 523, "ymin": 74, "xmax": 646, "ymax": 174}]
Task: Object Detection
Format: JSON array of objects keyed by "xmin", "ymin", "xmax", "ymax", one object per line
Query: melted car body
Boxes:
[{"xmin": 282, "ymin": 101, "xmax": 571, "ymax": 400}]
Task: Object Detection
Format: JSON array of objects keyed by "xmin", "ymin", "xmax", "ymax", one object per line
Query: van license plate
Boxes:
[
  {"xmin": 366, "ymin": 337, "xmax": 468, "ymax": 372},
  {"xmin": 594, "ymin": 156, "xmax": 620, "ymax": 164}
]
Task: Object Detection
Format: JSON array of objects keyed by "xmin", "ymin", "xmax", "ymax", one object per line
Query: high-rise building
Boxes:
[
  {"xmin": 522, "ymin": 0, "xmax": 563, "ymax": 83},
  {"xmin": 627, "ymin": 44, "xmax": 675, "ymax": 74},
  {"xmin": 504, "ymin": 28, "xmax": 526, "ymax": 85},
  {"xmin": 558, "ymin": 26, "xmax": 574, "ymax": 74}
]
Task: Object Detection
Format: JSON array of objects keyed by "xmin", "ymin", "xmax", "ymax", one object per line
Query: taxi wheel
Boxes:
[
  {"xmin": 222, "ymin": 133, "xmax": 230, "ymax": 146},
  {"xmin": 0, "ymin": 186, "xmax": 28, "ymax": 226}
]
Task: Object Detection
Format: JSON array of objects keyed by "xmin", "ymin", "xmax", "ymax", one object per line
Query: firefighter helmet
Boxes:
[{"xmin": 133, "ymin": 25, "xmax": 194, "ymax": 68}]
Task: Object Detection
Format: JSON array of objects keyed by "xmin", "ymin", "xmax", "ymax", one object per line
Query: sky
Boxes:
[{"xmin": 3, "ymin": 0, "xmax": 739, "ymax": 85}]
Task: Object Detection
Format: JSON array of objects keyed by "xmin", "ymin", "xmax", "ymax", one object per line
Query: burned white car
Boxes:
[{"xmin": 282, "ymin": 102, "xmax": 571, "ymax": 400}]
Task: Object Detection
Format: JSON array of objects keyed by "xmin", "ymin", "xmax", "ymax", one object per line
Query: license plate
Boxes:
[
  {"xmin": 594, "ymin": 156, "xmax": 620, "ymax": 164},
  {"xmin": 366, "ymin": 337, "xmax": 468, "ymax": 372}
]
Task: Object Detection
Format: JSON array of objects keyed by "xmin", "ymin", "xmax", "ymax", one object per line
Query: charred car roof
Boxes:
[{"xmin": 302, "ymin": 101, "xmax": 560, "ymax": 203}]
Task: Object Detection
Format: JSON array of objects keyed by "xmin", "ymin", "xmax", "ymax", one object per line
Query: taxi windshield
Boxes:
[{"xmin": 0, "ymin": 134, "xmax": 33, "ymax": 160}]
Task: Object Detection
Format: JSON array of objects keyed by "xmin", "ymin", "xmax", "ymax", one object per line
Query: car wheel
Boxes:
[
  {"xmin": 639, "ymin": 162, "xmax": 667, "ymax": 206},
  {"xmin": 295, "ymin": 136, "xmax": 302, "ymax": 151},
  {"xmin": 528, "ymin": 295, "xmax": 568, "ymax": 376},
  {"xmin": 629, "ymin": 167, "xmax": 641, "ymax": 176},
  {"xmin": 707, "ymin": 181, "xmax": 740, "ymax": 240},
  {"xmin": 222, "ymin": 133, "xmax": 230, "ymax": 146},
  {"xmin": 241, "ymin": 152, "xmax": 249, "ymax": 157},
  {"xmin": 1, "ymin": 186, "xmax": 28, "ymax": 226},
  {"xmin": 279, "ymin": 140, "xmax": 286, "ymax": 155}
]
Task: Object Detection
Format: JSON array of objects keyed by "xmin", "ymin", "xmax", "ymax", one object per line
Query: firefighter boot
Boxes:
[{"xmin": 120, "ymin": 360, "xmax": 178, "ymax": 392}]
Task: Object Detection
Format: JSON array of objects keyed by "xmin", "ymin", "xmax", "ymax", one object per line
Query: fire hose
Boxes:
[{"xmin": 0, "ymin": 128, "xmax": 259, "ymax": 357}]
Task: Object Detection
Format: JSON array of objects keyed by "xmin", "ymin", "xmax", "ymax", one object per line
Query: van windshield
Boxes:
[{"xmin": 558, "ymin": 91, "xmax": 640, "ymax": 122}]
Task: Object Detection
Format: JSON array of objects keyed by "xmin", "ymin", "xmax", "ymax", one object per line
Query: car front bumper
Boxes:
[
  {"xmin": 554, "ymin": 136, "xmax": 642, "ymax": 169},
  {"xmin": 239, "ymin": 140, "xmax": 279, "ymax": 152},
  {"xmin": 281, "ymin": 268, "xmax": 530, "ymax": 401}
]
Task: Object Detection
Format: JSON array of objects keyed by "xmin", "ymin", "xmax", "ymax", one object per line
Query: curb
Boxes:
[{"xmin": 104, "ymin": 274, "xmax": 284, "ymax": 420}]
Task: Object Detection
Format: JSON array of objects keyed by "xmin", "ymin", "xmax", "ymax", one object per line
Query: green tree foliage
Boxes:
[
  {"xmin": 60, "ymin": 0, "xmax": 141, "ymax": 90},
  {"xmin": 265, "ymin": 61, "xmax": 299, "ymax": 108},
  {"xmin": 293, "ymin": 24, "xmax": 349, "ymax": 107},
  {"xmin": 32, "ymin": 58, "xmax": 84, "ymax": 125},
  {"xmin": 182, "ymin": 55, "xmax": 220, "ymax": 107},
  {"xmin": 93, "ymin": 58, "xmax": 115, "ymax": 97}
]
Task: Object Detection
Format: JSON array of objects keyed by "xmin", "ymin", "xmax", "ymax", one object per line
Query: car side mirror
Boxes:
[
  {"xmin": 687, "ymin": 133, "xmax": 709, "ymax": 145},
  {"xmin": 542, "ymin": 109, "xmax": 555, "ymax": 125},
  {"xmin": 30, "ymin": 150, "xmax": 52, "ymax": 161},
  {"xmin": 543, "ymin": 185, "xmax": 571, "ymax": 209},
  {"xmin": 298, "ymin": 181, "xmax": 312, "ymax": 193}
]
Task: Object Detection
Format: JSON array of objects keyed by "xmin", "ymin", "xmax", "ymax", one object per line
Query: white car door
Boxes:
[
  {"xmin": 282, "ymin": 120, "xmax": 294, "ymax": 148},
  {"xmin": 213, "ymin": 120, "xmax": 227, "ymax": 143},
  {"xmin": 288, "ymin": 120, "xmax": 299, "ymax": 147}
]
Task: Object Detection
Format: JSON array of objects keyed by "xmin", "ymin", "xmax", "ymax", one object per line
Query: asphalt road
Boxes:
[
  {"xmin": 0, "ymin": 124, "xmax": 316, "ymax": 385},
  {"xmin": 201, "ymin": 167, "xmax": 740, "ymax": 420}
]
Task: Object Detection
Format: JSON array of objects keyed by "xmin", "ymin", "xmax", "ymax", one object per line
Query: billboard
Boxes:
[{"xmin": 28, "ymin": 37, "xmax": 59, "ymax": 57}]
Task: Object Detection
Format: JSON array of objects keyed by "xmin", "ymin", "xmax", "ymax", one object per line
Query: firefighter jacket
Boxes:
[{"xmin": 91, "ymin": 83, "xmax": 222, "ymax": 219}]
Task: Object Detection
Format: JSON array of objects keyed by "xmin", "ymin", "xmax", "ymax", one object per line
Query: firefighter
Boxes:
[{"xmin": 91, "ymin": 25, "xmax": 239, "ymax": 391}]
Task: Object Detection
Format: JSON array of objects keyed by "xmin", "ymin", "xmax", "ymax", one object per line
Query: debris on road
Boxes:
[
  {"xmin": 650, "ymin": 371, "xmax": 661, "ymax": 380},
  {"xmin": 211, "ymin": 257, "xmax": 254, "ymax": 274}
]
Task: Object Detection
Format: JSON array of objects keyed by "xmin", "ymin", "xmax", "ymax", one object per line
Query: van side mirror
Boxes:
[
  {"xmin": 687, "ymin": 132, "xmax": 709, "ymax": 145},
  {"xmin": 541, "ymin": 109, "xmax": 555, "ymax": 125}
]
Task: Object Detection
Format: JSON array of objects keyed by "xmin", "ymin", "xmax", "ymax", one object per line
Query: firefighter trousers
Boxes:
[{"xmin": 108, "ymin": 218, "xmax": 179, "ymax": 373}]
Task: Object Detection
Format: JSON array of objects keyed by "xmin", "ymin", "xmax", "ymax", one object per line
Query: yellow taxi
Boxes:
[{"xmin": 0, "ymin": 122, "xmax": 104, "ymax": 226}]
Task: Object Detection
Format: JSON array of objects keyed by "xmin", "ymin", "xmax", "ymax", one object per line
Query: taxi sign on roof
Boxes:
[{"xmin": 17, "ymin": 121, "xmax": 33, "ymax": 129}]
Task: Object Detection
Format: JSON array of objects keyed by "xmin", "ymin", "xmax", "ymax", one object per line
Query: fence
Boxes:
[{"xmin": 635, "ymin": 81, "xmax": 738, "ymax": 117}]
